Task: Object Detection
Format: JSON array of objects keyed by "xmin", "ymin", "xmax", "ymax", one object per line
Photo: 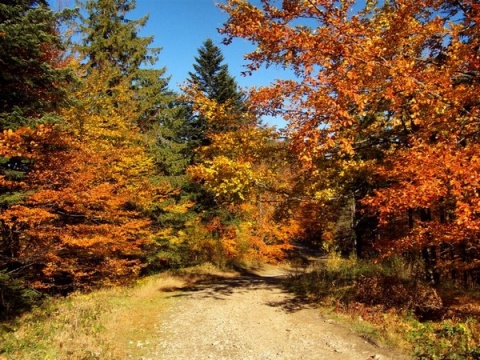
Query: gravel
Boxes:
[{"xmin": 144, "ymin": 267, "xmax": 409, "ymax": 360}]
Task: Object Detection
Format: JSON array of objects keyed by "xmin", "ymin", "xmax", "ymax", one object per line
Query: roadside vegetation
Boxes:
[
  {"xmin": 2, "ymin": 256, "xmax": 479, "ymax": 359},
  {"xmin": 285, "ymin": 255, "xmax": 480, "ymax": 360},
  {"xmin": 0, "ymin": 264, "xmax": 238, "ymax": 360},
  {"xmin": 1, "ymin": 274, "xmax": 176, "ymax": 359}
]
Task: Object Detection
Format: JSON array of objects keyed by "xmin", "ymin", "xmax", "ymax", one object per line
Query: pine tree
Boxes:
[
  {"xmin": 186, "ymin": 38, "xmax": 245, "ymax": 148},
  {"xmin": 0, "ymin": 0, "xmax": 72, "ymax": 130},
  {"xmin": 188, "ymin": 38, "xmax": 244, "ymax": 109},
  {"xmin": 146, "ymin": 98, "xmax": 192, "ymax": 176},
  {"xmin": 78, "ymin": 0, "xmax": 155, "ymax": 77},
  {"xmin": 76, "ymin": 0, "xmax": 169, "ymax": 128}
]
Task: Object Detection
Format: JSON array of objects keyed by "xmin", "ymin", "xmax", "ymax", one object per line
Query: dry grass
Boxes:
[
  {"xmin": 0, "ymin": 272, "xmax": 190, "ymax": 360},
  {"xmin": 178, "ymin": 262, "xmax": 240, "ymax": 277}
]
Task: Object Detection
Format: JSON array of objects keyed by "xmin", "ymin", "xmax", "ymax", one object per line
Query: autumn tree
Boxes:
[
  {"xmin": 76, "ymin": 0, "xmax": 197, "ymax": 180},
  {"xmin": 0, "ymin": 0, "xmax": 76, "ymax": 299},
  {"xmin": 0, "ymin": 63, "xmax": 164, "ymax": 292},
  {"xmin": 0, "ymin": 0, "xmax": 72, "ymax": 130},
  {"xmin": 0, "ymin": 122, "xmax": 165, "ymax": 291},
  {"xmin": 184, "ymin": 87, "xmax": 298, "ymax": 264},
  {"xmin": 177, "ymin": 40, "xmax": 249, "ymax": 228},
  {"xmin": 220, "ymin": 0, "xmax": 480, "ymax": 281},
  {"xmin": 70, "ymin": 0, "xmax": 203, "ymax": 274},
  {"xmin": 183, "ymin": 39, "xmax": 305, "ymax": 264},
  {"xmin": 0, "ymin": 0, "xmax": 185, "ymax": 291}
]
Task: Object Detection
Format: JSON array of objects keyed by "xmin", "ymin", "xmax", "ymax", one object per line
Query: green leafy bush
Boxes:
[{"xmin": 408, "ymin": 319, "xmax": 480, "ymax": 360}]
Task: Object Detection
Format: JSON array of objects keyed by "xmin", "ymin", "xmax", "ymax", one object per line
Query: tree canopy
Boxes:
[
  {"xmin": 1, "ymin": 0, "xmax": 480, "ymax": 308},
  {"xmin": 220, "ymin": 0, "xmax": 480, "ymax": 280}
]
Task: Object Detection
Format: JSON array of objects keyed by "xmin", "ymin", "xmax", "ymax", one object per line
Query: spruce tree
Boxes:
[
  {"xmin": 76, "ymin": 0, "xmax": 170, "ymax": 128},
  {"xmin": 146, "ymin": 98, "xmax": 192, "ymax": 176},
  {"xmin": 186, "ymin": 38, "xmax": 245, "ymax": 147},
  {"xmin": 0, "ymin": 0, "xmax": 72, "ymax": 130},
  {"xmin": 78, "ymin": 0, "xmax": 156, "ymax": 78},
  {"xmin": 188, "ymin": 38, "xmax": 244, "ymax": 109}
]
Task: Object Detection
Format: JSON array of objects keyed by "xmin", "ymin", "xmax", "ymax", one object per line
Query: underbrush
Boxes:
[
  {"xmin": 0, "ymin": 272, "xmax": 42, "ymax": 321},
  {"xmin": 284, "ymin": 255, "xmax": 480, "ymax": 360},
  {"xmin": 408, "ymin": 318, "xmax": 480, "ymax": 360}
]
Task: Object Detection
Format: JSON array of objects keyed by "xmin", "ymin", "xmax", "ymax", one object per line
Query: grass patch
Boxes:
[{"xmin": 0, "ymin": 272, "xmax": 188, "ymax": 360}]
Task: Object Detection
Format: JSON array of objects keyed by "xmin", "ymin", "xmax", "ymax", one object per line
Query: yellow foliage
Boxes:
[
  {"xmin": 0, "ymin": 61, "xmax": 162, "ymax": 289},
  {"xmin": 184, "ymin": 83, "xmax": 299, "ymax": 264},
  {"xmin": 188, "ymin": 156, "xmax": 255, "ymax": 202}
]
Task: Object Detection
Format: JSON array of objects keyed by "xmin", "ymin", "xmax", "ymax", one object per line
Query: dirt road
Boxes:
[{"xmin": 145, "ymin": 266, "xmax": 409, "ymax": 360}]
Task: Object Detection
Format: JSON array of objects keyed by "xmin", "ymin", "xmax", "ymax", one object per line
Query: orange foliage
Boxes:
[
  {"xmin": 0, "ymin": 121, "xmax": 162, "ymax": 290},
  {"xmin": 220, "ymin": 0, "xmax": 480, "ymax": 274}
]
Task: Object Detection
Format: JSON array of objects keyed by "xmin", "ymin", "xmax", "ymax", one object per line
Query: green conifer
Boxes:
[
  {"xmin": 76, "ymin": 0, "xmax": 170, "ymax": 128},
  {"xmin": 186, "ymin": 38, "xmax": 245, "ymax": 147},
  {"xmin": 0, "ymin": 0, "xmax": 72, "ymax": 130},
  {"xmin": 188, "ymin": 38, "xmax": 244, "ymax": 109}
]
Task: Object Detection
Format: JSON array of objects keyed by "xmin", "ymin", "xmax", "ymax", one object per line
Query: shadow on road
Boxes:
[{"xmin": 162, "ymin": 265, "xmax": 320, "ymax": 313}]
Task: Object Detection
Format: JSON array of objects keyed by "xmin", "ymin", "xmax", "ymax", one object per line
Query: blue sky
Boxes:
[
  {"xmin": 129, "ymin": 0, "xmax": 292, "ymax": 128},
  {"xmin": 54, "ymin": 0, "xmax": 292, "ymax": 127}
]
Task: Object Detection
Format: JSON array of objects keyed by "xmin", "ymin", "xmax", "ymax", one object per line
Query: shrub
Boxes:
[
  {"xmin": 285, "ymin": 254, "xmax": 441, "ymax": 314},
  {"xmin": 408, "ymin": 318, "xmax": 480, "ymax": 360}
]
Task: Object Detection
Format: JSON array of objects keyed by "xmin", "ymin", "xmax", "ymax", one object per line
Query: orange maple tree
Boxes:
[
  {"xmin": 0, "ymin": 124, "xmax": 155, "ymax": 290},
  {"xmin": 220, "ymin": 0, "xmax": 480, "ymax": 279}
]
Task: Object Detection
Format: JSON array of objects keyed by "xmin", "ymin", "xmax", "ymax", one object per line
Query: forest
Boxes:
[{"xmin": 0, "ymin": 0, "xmax": 479, "ymax": 358}]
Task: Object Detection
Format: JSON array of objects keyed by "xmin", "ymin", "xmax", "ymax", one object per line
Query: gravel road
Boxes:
[{"xmin": 144, "ymin": 266, "xmax": 409, "ymax": 360}]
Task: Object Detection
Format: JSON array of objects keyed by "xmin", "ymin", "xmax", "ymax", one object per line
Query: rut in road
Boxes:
[{"xmin": 145, "ymin": 266, "xmax": 409, "ymax": 360}]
